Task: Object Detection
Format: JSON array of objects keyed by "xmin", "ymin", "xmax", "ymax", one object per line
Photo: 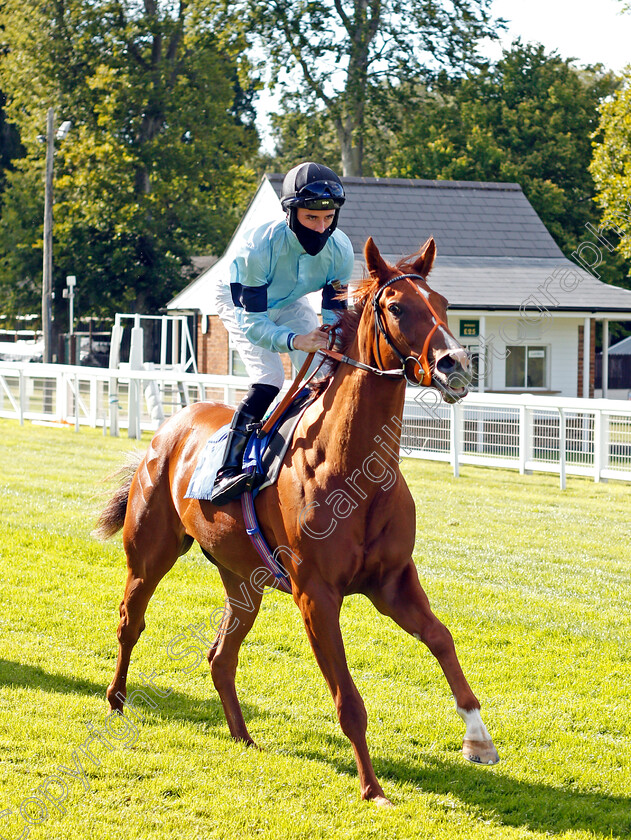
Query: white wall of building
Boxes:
[{"xmin": 447, "ymin": 312, "xmax": 584, "ymax": 397}]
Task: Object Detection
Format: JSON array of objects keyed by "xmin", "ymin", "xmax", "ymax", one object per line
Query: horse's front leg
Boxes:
[
  {"xmin": 296, "ymin": 582, "xmax": 392, "ymax": 806},
  {"xmin": 368, "ymin": 562, "xmax": 499, "ymax": 766}
]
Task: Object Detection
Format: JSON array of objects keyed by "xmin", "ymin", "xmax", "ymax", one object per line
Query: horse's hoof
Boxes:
[
  {"xmin": 371, "ymin": 795, "xmax": 394, "ymax": 808},
  {"xmin": 106, "ymin": 686, "xmax": 125, "ymax": 714},
  {"xmin": 233, "ymin": 734, "xmax": 260, "ymax": 751},
  {"xmin": 462, "ymin": 738, "xmax": 500, "ymax": 765}
]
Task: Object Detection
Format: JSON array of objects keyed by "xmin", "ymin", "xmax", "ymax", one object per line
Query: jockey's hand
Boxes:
[{"xmin": 292, "ymin": 327, "xmax": 330, "ymax": 353}]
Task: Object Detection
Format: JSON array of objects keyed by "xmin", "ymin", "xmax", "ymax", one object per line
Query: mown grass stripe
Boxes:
[{"xmin": 0, "ymin": 418, "xmax": 629, "ymax": 839}]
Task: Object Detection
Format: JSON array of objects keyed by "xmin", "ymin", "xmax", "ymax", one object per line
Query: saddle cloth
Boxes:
[{"xmin": 184, "ymin": 389, "xmax": 316, "ymax": 501}]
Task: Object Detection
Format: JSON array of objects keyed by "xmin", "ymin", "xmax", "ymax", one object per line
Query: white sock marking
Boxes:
[{"xmin": 456, "ymin": 703, "xmax": 491, "ymax": 741}]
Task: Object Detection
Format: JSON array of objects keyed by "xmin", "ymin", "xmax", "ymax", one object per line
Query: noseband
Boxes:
[{"xmin": 372, "ymin": 273, "xmax": 448, "ymax": 386}]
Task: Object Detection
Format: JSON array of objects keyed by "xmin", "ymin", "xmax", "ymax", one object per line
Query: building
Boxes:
[
  {"xmin": 168, "ymin": 175, "xmax": 631, "ymax": 398},
  {"xmin": 596, "ymin": 335, "xmax": 631, "ymax": 397}
]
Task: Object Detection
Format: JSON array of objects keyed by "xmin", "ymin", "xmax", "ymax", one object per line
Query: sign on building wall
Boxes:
[{"xmin": 460, "ymin": 319, "xmax": 479, "ymax": 337}]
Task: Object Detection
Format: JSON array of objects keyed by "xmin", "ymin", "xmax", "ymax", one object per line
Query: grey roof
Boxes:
[
  {"xmin": 168, "ymin": 175, "xmax": 631, "ymax": 316},
  {"xmin": 608, "ymin": 335, "xmax": 631, "ymax": 354},
  {"xmin": 269, "ymin": 174, "xmax": 631, "ymax": 314},
  {"xmin": 268, "ymin": 174, "xmax": 564, "ymax": 260},
  {"xmin": 405, "ymin": 256, "xmax": 631, "ymax": 313}
]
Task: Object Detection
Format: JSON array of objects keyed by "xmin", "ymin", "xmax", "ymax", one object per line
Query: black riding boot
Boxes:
[
  {"xmin": 210, "ymin": 383, "xmax": 279, "ymax": 505},
  {"xmin": 210, "ymin": 409, "xmax": 258, "ymax": 505}
]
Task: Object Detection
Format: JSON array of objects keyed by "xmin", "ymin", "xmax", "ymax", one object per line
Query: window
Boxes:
[
  {"xmin": 505, "ymin": 345, "xmax": 548, "ymax": 389},
  {"xmin": 228, "ymin": 337, "xmax": 247, "ymax": 377},
  {"xmin": 462, "ymin": 344, "xmax": 490, "ymax": 390}
]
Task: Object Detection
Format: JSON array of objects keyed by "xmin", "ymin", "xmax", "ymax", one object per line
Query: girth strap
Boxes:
[{"xmin": 241, "ymin": 487, "xmax": 292, "ymax": 594}]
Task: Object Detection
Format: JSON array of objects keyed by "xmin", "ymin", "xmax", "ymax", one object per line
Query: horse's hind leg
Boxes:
[
  {"xmin": 368, "ymin": 562, "xmax": 499, "ymax": 765},
  {"xmin": 107, "ymin": 506, "xmax": 190, "ymax": 712},
  {"xmin": 206, "ymin": 566, "xmax": 263, "ymax": 745}
]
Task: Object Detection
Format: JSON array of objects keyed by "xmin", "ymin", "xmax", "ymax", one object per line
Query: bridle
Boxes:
[
  {"xmin": 259, "ymin": 273, "xmax": 451, "ymax": 436},
  {"xmin": 321, "ymin": 272, "xmax": 448, "ymax": 387},
  {"xmin": 372, "ymin": 272, "xmax": 448, "ymax": 386}
]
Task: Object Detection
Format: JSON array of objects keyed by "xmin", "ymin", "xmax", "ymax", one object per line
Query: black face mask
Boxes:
[{"xmin": 288, "ymin": 209, "xmax": 339, "ymax": 256}]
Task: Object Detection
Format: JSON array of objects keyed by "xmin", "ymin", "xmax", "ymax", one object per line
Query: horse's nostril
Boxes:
[
  {"xmin": 436, "ymin": 356, "xmax": 457, "ymax": 375},
  {"xmin": 436, "ymin": 354, "xmax": 472, "ymax": 389}
]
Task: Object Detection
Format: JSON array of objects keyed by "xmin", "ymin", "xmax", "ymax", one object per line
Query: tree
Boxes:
[
  {"xmin": 263, "ymin": 107, "xmax": 341, "ymax": 173},
  {"xmin": 590, "ymin": 71, "xmax": 631, "ymax": 268},
  {"xmin": 243, "ymin": 0, "xmax": 503, "ymax": 176},
  {"xmin": 0, "ymin": 88, "xmax": 22, "ymax": 204},
  {"xmin": 381, "ymin": 42, "xmax": 626, "ymax": 283},
  {"xmin": 0, "ymin": 0, "xmax": 259, "ymax": 325}
]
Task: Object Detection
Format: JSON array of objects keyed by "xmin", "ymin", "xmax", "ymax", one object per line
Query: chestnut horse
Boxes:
[{"xmin": 97, "ymin": 237, "xmax": 499, "ymax": 806}]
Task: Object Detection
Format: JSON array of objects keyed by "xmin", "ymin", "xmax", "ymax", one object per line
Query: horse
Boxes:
[{"xmin": 96, "ymin": 236, "xmax": 499, "ymax": 806}]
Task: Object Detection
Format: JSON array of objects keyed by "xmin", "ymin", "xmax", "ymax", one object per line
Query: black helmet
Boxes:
[{"xmin": 281, "ymin": 162, "xmax": 346, "ymax": 212}]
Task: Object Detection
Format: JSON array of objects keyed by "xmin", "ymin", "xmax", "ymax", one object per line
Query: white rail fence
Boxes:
[
  {"xmin": 1, "ymin": 362, "xmax": 631, "ymax": 487},
  {"xmin": 403, "ymin": 391, "xmax": 631, "ymax": 487}
]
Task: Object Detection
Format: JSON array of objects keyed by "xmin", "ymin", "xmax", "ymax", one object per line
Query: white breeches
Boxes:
[{"xmin": 213, "ymin": 284, "xmax": 319, "ymax": 389}]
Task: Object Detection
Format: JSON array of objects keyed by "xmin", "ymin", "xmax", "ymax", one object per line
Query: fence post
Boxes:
[
  {"xmin": 450, "ymin": 401, "xmax": 461, "ymax": 478},
  {"xmin": 519, "ymin": 405, "xmax": 527, "ymax": 474},
  {"xmin": 109, "ymin": 377, "xmax": 119, "ymax": 437},
  {"xmin": 558, "ymin": 407, "xmax": 566, "ymax": 490},
  {"xmin": 56, "ymin": 369, "xmax": 66, "ymax": 422},
  {"xmin": 74, "ymin": 373, "xmax": 80, "ymax": 432},
  {"xmin": 108, "ymin": 321, "xmax": 123, "ymax": 437},
  {"xmin": 89, "ymin": 376, "xmax": 98, "ymax": 427},
  {"xmin": 18, "ymin": 369, "xmax": 25, "ymax": 425},
  {"xmin": 594, "ymin": 409, "xmax": 602, "ymax": 482},
  {"xmin": 128, "ymin": 324, "xmax": 144, "ymax": 440},
  {"xmin": 594, "ymin": 409, "xmax": 609, "ymax": 482}
]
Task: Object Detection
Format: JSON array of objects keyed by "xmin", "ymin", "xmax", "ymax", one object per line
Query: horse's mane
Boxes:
[{"xmin": 309, "ymin": 248, "xmax": 427, "ymax": 394}]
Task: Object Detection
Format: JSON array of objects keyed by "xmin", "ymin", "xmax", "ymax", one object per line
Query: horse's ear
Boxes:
[
  {"xmin": 364, "ymin": 236, "xmax": 392, "ymax": 282},
  {"xmin": 412, "ymin": 237, "xmax": 436, "ymax": 278}
]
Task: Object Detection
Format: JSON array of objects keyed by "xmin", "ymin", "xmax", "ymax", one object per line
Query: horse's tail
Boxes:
[{"xmin": 93, "ymin": 450, "xmax": 144, "ymax": 540}]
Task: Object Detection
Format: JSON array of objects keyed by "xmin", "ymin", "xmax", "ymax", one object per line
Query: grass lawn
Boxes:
[{"xmin": 0, "ymin": 417, "xmax": 629, "ymax": 840}]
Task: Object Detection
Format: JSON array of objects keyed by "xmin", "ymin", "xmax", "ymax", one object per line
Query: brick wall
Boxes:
[
  {"xmin": 197, "ymin": 312, "xmax": 295, "ymax": 381},
  {"xmin": 198, "ymin": 314, "xmax": 229, "ymax": 374}
]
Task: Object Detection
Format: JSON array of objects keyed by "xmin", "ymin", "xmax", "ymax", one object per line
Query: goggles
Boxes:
[{"xmin": 288, "ymin": 179, "xmax": 346, "ymax": 210}]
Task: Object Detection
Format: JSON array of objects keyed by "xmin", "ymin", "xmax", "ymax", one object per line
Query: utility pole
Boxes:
[
  {"xmin": 42, "ymin": 107, "xmax": 54, "ymax": 364},
  {"xmin": 41, "ymin": 111, "xmax": 72, "ymax": 364}
]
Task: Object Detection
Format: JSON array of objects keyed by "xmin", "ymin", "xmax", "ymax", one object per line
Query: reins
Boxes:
[{"xmin": 259, "ymin": 272, "xmax": 446, "ymax": 436}]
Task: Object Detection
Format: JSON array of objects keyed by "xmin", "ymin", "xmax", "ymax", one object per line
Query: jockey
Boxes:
[{"xmin": 209, "ymin": 161, "xmax": 354, "ymax": 505}]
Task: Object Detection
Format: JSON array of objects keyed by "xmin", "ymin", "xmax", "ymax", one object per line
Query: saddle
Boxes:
[{"xmin": 184, "ymin": 388, "xmax": 316, "ymax": 502}]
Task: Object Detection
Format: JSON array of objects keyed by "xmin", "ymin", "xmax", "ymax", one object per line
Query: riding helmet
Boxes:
[{"xmin": 281, "ymin": 162, "xmax": 346, "ymax": 255}]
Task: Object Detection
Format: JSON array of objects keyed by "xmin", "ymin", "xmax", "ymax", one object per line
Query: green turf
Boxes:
[{"xmin": 0, "ymin": 417, "xmax": 629, "ymax": 839}]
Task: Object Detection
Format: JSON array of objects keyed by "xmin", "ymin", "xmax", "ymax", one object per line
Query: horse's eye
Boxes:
[{"xmin": 388, "ymin": 304, "xmax": 402, "ymax": 317}]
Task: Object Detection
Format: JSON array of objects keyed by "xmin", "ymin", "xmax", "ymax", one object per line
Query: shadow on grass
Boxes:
[
  {"xmin": 5, "ymin": 659, "xmax": 626, "ymax": 836},
  {"xmin": 0, "ymin": 658, "xmax": 106, "ymax": 699},
  {"xmin": 292, "ymin": 731, "xmax": 630, "ymax": 838},
  {"xmin": 386, "ymin": 753, "xmax": 630, "ymax": 838},
  {"xmin": 0, "ymin": 658, "xmax": 266, "ymax": 733}
]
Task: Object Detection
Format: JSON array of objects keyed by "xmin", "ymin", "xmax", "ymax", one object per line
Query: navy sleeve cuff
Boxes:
[{"xmin": 287, "ymin": 333, "xmax": 296, "ymax": 351}]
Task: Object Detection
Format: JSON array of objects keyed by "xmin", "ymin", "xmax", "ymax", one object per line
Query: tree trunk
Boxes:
[{"xmin": 340, "ymin": 133, "xmax": 363, "ymax": 177}]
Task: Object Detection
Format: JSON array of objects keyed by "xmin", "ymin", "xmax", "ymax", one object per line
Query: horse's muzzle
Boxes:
[{"xmin": 434, "ymin": 350, "xmax": 471, "ymax": 403}]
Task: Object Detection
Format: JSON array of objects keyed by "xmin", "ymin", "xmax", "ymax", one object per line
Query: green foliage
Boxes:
[
  {"xmin": 243, "ymin": 0, "xmax": 502, "ymax": 175},
  {"xmin": 0, "ymin": 0, "xmax": 259, "ymax": 322},
  {"xmin": 380, "ymin": 42, "xmax": 626, "ymax": 280},
  {"xmin": 590, "ymin": 71, "xmax": 631, "ymax": 266},
  {"xmin": 0, "ymin": 418, "xmax": 630, "ymax": 838},
  {"xmin": 265, "ymin": 106, "xmax": 342, "ymax": 173},
  {"xmin": 0, "ymin": 162, "xmax": 42, "ymax": 313},
  {"xmin": 0, "ymin": 88, "xmax": 23, "ymax": 202}
]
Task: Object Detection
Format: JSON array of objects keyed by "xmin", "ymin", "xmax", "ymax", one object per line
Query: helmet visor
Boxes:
[{"xmin": 291, "ymin": 179, "xmax": 345, "ymax": 210}]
